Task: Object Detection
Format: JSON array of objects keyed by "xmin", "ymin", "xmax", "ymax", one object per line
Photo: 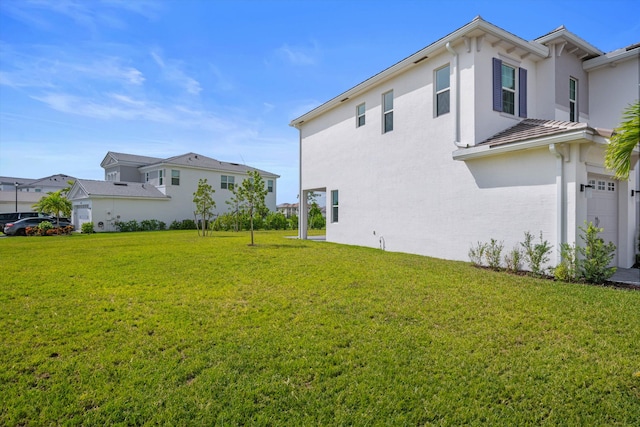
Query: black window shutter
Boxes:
[
  {"xmin": 492, "ymin": 58, "xmax": 502, "ymax": 112},
  {"xmin": 519, "ymin": 68, "xmax": 527, "ymax": 118}
]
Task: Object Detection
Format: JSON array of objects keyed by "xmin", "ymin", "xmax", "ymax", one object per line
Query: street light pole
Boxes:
[{"xmin": 14, "ymin": 182, "xmax": 19, "ymax": 212}]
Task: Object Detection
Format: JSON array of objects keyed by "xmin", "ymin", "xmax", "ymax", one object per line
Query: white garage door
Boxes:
[
  {"xmin": 73, "ymin": 203, "xmax": 92, "ymax": 231},
  {"xmin": 586, "ymin": 174, "xmax": 617, "ymax": 265}
]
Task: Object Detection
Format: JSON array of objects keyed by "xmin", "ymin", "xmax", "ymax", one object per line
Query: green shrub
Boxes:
[
  {"xmin": 140, "ymin": 219, "xmax": 166, "ymax": 231},
  {"xmin": 504, "ymin": 246, "xmax": 522, "ymax": 273},
  {"xmin": 37, "ymin": 221, "xmax": 54, "ymax": 232},
  {"xmin": 169, "ymin": 219, "xmax": 197, "ymax": 230},
  {"xmin": 468, "ymin": 241, "xmax": 486, "ymax": 266},
  {"xmin": 484, "ymin": 238, "xmax": 504, "ymax": 270},
  {"xmin": 289, "ymin": 214, "xmax": 299, "ymax": 230},
  {"xmin": 521, "ymin": 231, "xmax": 553, "ymax": 277},
  {"xmin": 265, "ymin": 212, "xmax": 288, "ymax": 230},
  {"xmin": 554, "ymin": 242, "xmax": 579, "ymax": 282},
  {"xmin": 115, "ymin": 220, "xmax": 139, "ymax": 232},
  {"xmin": 81, "ymin": 222, "xmax": 95, "ymax": 234},
  {"xmin": 577, "ymin": 221, "xmax": 616, "ymax": 283}
]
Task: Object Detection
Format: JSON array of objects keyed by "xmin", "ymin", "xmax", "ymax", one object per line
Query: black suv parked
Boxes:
[{"xmin": 0, "ymin": 212, "xmax": 46, "ymax": 233}]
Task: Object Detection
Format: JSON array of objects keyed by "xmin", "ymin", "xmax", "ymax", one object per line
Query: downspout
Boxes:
[
  {"xmin": 446, "ymin": 42, "xmax": 466, "ymax": 148},
  {"xmin": 549, "ymin": 143, "xmax": 565, "ymax": 264},
  {"xmin": 296, "ymin": 125, "xmax": 307, "ymax": 240}
]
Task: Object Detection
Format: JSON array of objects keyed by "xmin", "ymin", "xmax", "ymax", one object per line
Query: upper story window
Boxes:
[
  {"xmin": 356, "ymin": 103, "xmax": 366, "ymax": 127},
  {"xmin": 435, "ymin": 64, "xmax": 450, "ymax": 116},
  {"xmin": 569, "ymin": 77, "xmax": 578, "ymax": 122},
  {"xmin": 171, "ymin": 170, "xmax": 180, "ymax": 186},
  {"xmin": 501, "ymin": 64, "xmax": 516, "ymax": 115},
  {"xmin": 145, "ymin": 172, "xmax": 149, "ymax": 183},
  {"xmin": 331, "ymin": 190, "xmax": 339, "ymax": 223},
  {"xmin": 382, "ymin": 90, "xmax": 393, "ymax": 133},
  {"xmin": 492, "ymin": 58, "xmax": 527, "ymax": 118},
  {"xmin": 159, "ymin": 170, "xmax": 164, "ymax": 185},
  {"xmin": 267, "ymin": 179, "xmax": 274, "ymax": 193},
  {"xmin": 221, "ymin": 175, "xmax": 235, "ymax": 190}
]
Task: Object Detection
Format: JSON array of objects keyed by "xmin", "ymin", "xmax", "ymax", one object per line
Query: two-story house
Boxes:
[
  {"xmin": 0, "ymin": 174, "xmax": 75, "ymax": 212},
  {"xmin": 291, "ymin": 17, "xmax": 639, "ymax": 268},
  {"xmin": 68, "ymin": 152, "xmax": 279, "ymax": 232}
]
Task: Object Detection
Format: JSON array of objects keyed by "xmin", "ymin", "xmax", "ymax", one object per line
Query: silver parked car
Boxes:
[{"xmin": 3, "ymin": 217, "xmax": 72, "ymax": 236}]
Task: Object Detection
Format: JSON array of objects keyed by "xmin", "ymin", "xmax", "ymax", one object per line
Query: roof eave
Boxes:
[
  {"xmin": 535, "ymin": 30, "xmax": 603, "ymax": 57},
  {"xmin": 290, "ymin": 18, "xmax": 548, "ymax": 128},
  {"xmin": 452, "ymin": 129, "xmax": 597, "ymax": 161},
  {"xmin": 583, "ymin": 46, "xmax": 640, "ymax": 71}
]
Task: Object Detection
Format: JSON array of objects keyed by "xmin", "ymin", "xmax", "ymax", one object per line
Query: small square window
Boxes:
[
  {"xmin": 221, "ymin": 175, "xmax": 235, "ymax": 190},
  {"xmin": 607, "ymin": 182, "xmax": 615, "ymax": 192},
  {"xmin": 597, "ymin": 181, "xmax": 605, "ymax": 191}
]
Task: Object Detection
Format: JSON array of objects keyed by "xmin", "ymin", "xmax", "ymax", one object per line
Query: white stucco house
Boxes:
[
  {"xmin": 68, "ymin": 152, "xmax": 279, "ymax": 232},
  {"xmin": 291, "ymin": 17, "xmax": 639, "ymax": 268}
]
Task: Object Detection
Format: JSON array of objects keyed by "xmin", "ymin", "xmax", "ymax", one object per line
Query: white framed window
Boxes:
[
  {"xmin": 597, "ymin": 180, "xmax": 606, "ymax": 191},
  {"xmin": 145, "ymin": 172, "xmax": 149, "ymax": 182},
  {"xmin": 267, "ymin": 179, "xmax": 274, "ymax": 193},
  {"xmin": 569, "ymin": 77, "xmax": 578, "ymax": 122},
  {"xmin": 493, "ymin": 58, "xmax": 527, "ymax": 118},
  {"xmin": 171, "ymin": 170, "xmax": 180, "ymax": 186},
  {"xmin": 435, "ymin": 64, "xmax": 450, "ymax": 116},
  {"xmin": 607, "ymin": 182, "xmax": 615, "ymax": 192},
  {"xmin": 501, "ymin": 64, "xmax": 516, "ymax": 115},
  {"xmin": 331, "ymin": 190, "xmax": 339, "ymax": 223},
  {"xmin": 159, "ymin": 170, "xmax": 164, "ymax": 185},
  {"xmin": 356, "ymin": 103, "xmax": 365, "ymax": 127},
  {"xmin": 221, "ymin": 175, "xmax": 235, "ymax": 190},
  {"xmin": 382, "ymin": 90, "xmax": 393, "ymax": 133}
]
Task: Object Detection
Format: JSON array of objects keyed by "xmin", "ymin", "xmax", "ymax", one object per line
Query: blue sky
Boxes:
[{"xmin": 1, "ymin": 0, "xmax": 638, "ymax": 204}]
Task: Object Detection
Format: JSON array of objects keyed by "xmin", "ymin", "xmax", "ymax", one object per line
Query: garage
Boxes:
[{"xmin": 586, "ymin": 174, "xmax": 618, "ymax": 265}]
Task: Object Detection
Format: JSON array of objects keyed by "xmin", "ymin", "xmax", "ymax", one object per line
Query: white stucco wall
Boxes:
[
  {"xmin": 588, "ymin": 56, "xmax": 639, "ymax": 129},
  {"xmin": 299, "ymin": 35, "xmax": 638, "ymax": 268},
  {"xmin": 300, "ymin": 49, "xmax": 561, "ymax": 265}
]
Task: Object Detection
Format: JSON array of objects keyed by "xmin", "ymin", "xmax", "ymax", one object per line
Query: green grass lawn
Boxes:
[{"xmin": 1, "ymin": 230, "xmax": 639, "ymax": 425}]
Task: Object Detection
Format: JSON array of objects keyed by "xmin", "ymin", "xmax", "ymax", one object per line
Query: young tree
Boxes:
[
  {"xmin": 225, "ymin": 185, "xmax": 242, "ymax": 232},
  {"xmin": 193, "ymin": 178, "xmax": 216, "ymax": 237},
  {"xmin": 605, "ymin": 101, "xmax": 640, "ymax": 180},
  {"xmin": 236, "ymin": 170, "xmax": 268, "ymax": 246},
  {"xmin": 32, "ymin": 190, "xmax": 72, "ymax": 229}
]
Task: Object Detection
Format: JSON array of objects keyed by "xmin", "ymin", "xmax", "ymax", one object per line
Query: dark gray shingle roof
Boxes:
[{"xmin": 76, "ymin": 179, "xmax": 169, "ymax": 199}]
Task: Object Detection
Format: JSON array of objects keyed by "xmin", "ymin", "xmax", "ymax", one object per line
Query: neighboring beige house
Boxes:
[
  {"xmin": 0, "ymin": 174, "xmax": 75, "ymax": 212},
  {"xmin": 277, "ymin": 202, "xmax": 299, "ymax": 218},
  {"xmin": 291, "ymin": 17, "xmax": 639, "ymax": 268},
  {"xmin": 68, "ymin": 152, "xmax": 279, "ymax": 232}
]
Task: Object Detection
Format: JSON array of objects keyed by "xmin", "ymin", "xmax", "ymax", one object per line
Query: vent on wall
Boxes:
[{"xmin": 113, "ymin": 182, "xmax": 128, "ymax": 186}]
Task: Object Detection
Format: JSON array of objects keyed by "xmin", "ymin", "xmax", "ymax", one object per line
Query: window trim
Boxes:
[
  {"xmin": 382, "ymin": 90, "xmax": 393, "ymax": 133},
  {"xmin": 171, "ymin": 169, "xmax": 180, "ymax": 186},
  {"xmin": 356, "ymin": 103, "xmax": 366, "ymax": 127},
  {"xmin": 569, "ymin": 77, "xmax": 578, "ymax": 122},
  {"xmin": 331, "ymin": 190, "xmax": 339, "ymax": 223},
  {"xmin": 221, "ymin": 175, "xmax": 235, "ymax": 190},
  {"xmin": 435, "ymin": 64, "xmax": 450, "ymax": 117},
  {"xmin": 159, "ymin": 169, "xmax": 164, "ymax": 186},
  {"xmin": 267, "ymin": 179, "xmax": 274, "ymax": 193},
  {"xmin": 492, "ymin": 57, "xmax": 527, "ymax": 118}
]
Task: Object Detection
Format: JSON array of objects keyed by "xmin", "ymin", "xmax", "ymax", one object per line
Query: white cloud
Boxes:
[
  {"xmin": 150, "ymin": 50, "xmax": 202, "ymax": 95},
  {"xmin": 276, "ymin": 43, "xmax": 318, "ymax": 65}
]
